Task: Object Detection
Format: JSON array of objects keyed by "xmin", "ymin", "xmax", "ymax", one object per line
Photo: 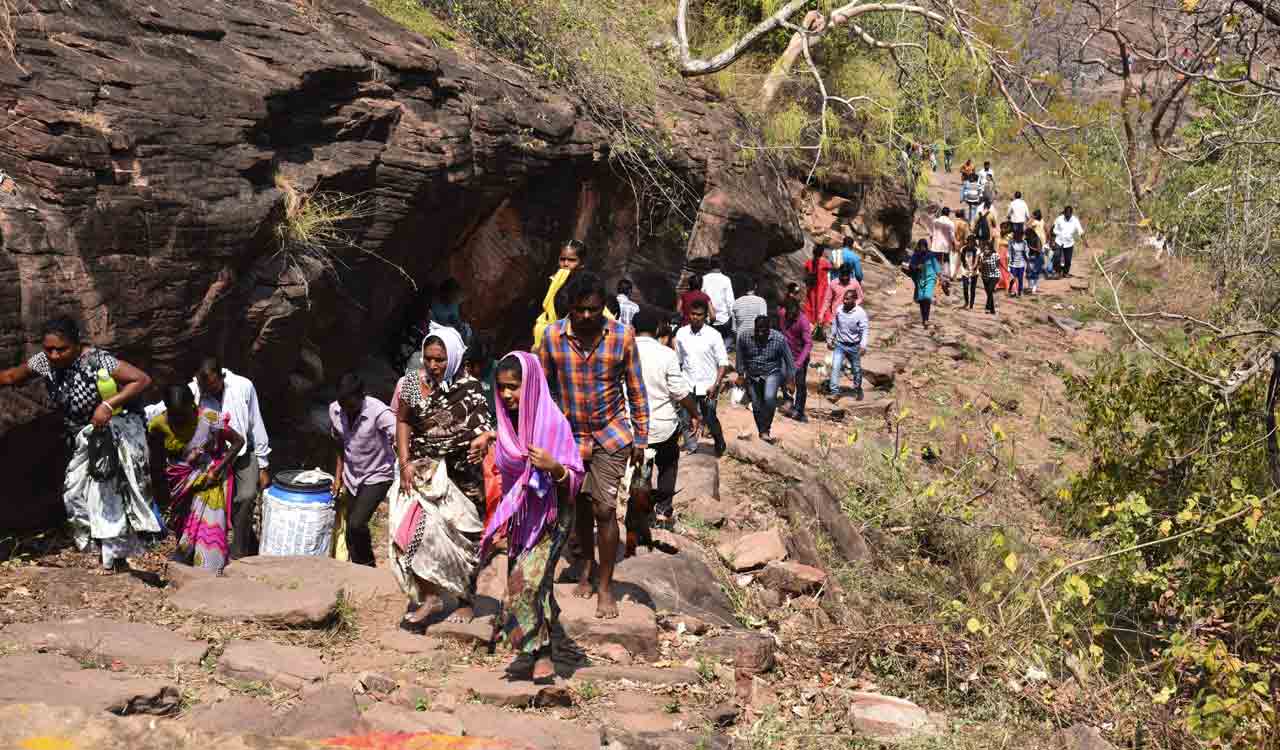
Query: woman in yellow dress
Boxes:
[{"xmin": 148, "ymin": 385, "xmax": 244, "ymax": 571}]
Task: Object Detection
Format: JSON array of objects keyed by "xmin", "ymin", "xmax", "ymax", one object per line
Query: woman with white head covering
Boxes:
[{"xmin": 392, "ymin": 327, "xmax": 495, "ymax": 631}]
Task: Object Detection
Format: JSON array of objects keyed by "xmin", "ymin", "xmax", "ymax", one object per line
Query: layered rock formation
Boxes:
[{"xmin": 0, "ymin": 0, "xmax": 909, "ymax": 528}]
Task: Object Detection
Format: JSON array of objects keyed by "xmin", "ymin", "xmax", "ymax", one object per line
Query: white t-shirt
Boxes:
[
  {"xmin": 635, "ymin": 336, "xmax": 691, "ymax": 444},
  {"xmin": 700, "ymin": 271, "xmax": 735, "ymax": 326},
  {"xmin": 1053, "ymin": 214, "xmax": 1085, "ymax": 248},
  {"xmin": 675, "ymin": 324, "xmax": 729, "ymax": 396},
  {"xmin": 1007, "ymin": 198, "xmax": 1029, "ymax": 224}
]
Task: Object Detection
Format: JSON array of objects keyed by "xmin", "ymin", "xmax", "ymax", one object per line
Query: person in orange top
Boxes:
[
  {"xmin": 822, "ymin": 265, "xmax": 864, "ymax": 328},
  {"xmin": 802, "ymin": 244, "xmax": 832, "ymax": 336}
]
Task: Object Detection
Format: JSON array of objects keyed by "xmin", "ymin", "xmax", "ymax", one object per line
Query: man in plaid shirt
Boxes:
[
  {"xmin": 735, "ymin": 315, "xmax": 794, "ymax": 444},
  {"xmin": 540, "ymin": 271, "xmax": 649, "ymax": 619}
]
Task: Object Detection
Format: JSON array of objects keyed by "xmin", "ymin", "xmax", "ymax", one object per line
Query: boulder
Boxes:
[
  {"xmin": 272, "ymin": 685, "xmax": 364, "ymax": 739},
  {"xmin": 217, "ymin": 640, "xmax": 329, "ymax": 691},
  {"xmin": 555, "ymin": 584, "xmax": 659, "ymax": 659},
  {"xmin": 180, "ymin": 696, "xmax": 276, "ymax": 736},
  {"xmin": 758, "ymin": 561, "xmax": 827, "ymax": 595},
  {"xmin": 678, "ymin": 453, "xmax": 720, "ymax": 500},
  {"xmin": 1, "ymin": 618, "xmax": 208, "ymax": 668},
  {"xmin": 167, "ymin": 555, "xmax": 401, "ymax": 627},
  {"xmin": 0, "ymin": 0, "xmax": 800, "ymax": 509},
  {"xmin": 0, "ymin": 653, "xmax": 180, "ymax": 715},
  {"xmin": 697, "ymin": 632, "xmax": 775, "ymax": 674},
  {"xmin": 678, "ymin": 495, "xmax": 729, "ymax": 527},
  {"xmin": 859, "ymin": 355, "xmax": 899, "ymax": 389},
  {"xmin": 360, "ymin": 702, "xmax": 466, "ymax": 735},
  {"xmin": 846, "ymin": 692, "xmax": 942, "ymax": 740},
  {"xmin": 716, "ymin": 529, "xmax": 788, "ymax": 572},
  {"xmin": 724, "ymin": 440, "xmax": 806, "ymax": 481},
  {"xmin": 613, "ymin": 546, "xmax": 740, "ymax": 628},
  {"xmin": 784, "ymin": 483, "xmax": 872, "ymax": 563}
]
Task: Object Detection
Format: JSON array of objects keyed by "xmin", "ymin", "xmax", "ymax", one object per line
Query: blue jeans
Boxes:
[
  {"xmin": 681, "ymin": 393, "xmax": 724, "ymax": 453},
  {"xmin": 829, "ymin": 344, "xmax": 863, "ymax": 393},
  {"xmin": 748, "ymin": 374, "xmax": 783, "ymax": 437},
  {"xmin": 1010, "ymin": 266, "xmax": 1025, "ymax": 295}
]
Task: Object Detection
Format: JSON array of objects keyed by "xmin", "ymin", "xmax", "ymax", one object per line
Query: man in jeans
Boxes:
[
  {"xmin": 675, "ymin": 299, "xmax": 728, "ymax": 457},
  {"xmin": 735, "ymin": 316, "xmax": 793, "ymax": 444},
  {"xmin": 192, "ymin": 358, "xmax": 271, "ymax": 559},
  {"xmin": 329, "ymin": 372, "xmax": 396, "ymax": 566},
  {"xmin": 828, "ymin": 289, "xmax": 869, "ymax": 401},
  {"xmin": 540, "ymin": 272, "xmax": 649, "ymax": 619}
]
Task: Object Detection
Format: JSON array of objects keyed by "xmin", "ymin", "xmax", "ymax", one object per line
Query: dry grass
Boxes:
[{"xmin": 1, "ymin": 0, "xmax": 22, "ymax": 72}]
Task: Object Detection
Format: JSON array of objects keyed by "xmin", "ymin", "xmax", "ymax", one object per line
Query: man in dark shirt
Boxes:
[
  {"xmin": 735, "ymin": 316, "xmax": 793, "ymax": 444},
  {"xmin": 677, "ymin": 273, "xmax": 714, "ymax": 325}
]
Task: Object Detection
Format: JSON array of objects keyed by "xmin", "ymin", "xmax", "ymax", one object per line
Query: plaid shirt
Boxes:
[
  {"xmin": 540, "ymin": 318, "xmax": 649, "ymax": 459},
  {"xmin": 736, "ymin": 329, "xmax": 793, "ymax": 380}
]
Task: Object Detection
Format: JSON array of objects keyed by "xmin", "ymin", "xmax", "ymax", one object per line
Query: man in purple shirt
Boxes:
[{"xmin": 330, "ymin": 372, "xmax": 397, "ymax": 566}]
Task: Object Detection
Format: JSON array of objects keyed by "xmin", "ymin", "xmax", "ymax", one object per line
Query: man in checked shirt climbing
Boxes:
[{"xmin": 540, "ymin": 270, "xmax": 649, "ymax": 619}]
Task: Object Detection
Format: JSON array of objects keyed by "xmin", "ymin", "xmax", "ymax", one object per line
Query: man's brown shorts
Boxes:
[{"xmin": 581, "ymin": 444, "xmax": 631, "ymax": 513}]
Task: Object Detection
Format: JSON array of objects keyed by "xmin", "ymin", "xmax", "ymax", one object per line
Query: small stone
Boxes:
[
  {"xmin": 217, "ymin": 640, "xmax": 329, "ymax": 690},
  {"xmin": 716, "ymin": 528, "xmax": 788, "ymax": 572},
  {"xmin": 698, "ymin": 632, "xmax": 775, "ymax": 674},
  {"xmin": 708, "ymin": 700, "xmax": 740, "ymax": 727},
  {"xmin": 661, "ymin": 614, "xmax": 711, "ymax": 636},
  {"xmin": 357, "ymin": 671, "xmax": 398, "ymax": 696},
  {"xmin": 757, "ymin": 588, "xmax": 782, "ymax": 608},
  {"xmin": 846, "ymin": 691, "xmax": 941, "ymax": 740}
]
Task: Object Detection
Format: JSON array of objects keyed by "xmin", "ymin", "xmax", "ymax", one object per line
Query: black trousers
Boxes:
[
  {"xmin": 651, "ymin": 432, "xmax": 681, "ymax": 517},
  {"xmin": 696, "ymin": 393, "xmax": 725, "ymax": 452},
  {"xmin": 793, "ymin": 359, "xmax": 810, "ymax": 417},
  {"xmin": 1061, "ymin": 245, "xmax": 1075, "ymax": 275},
  {"xmin": 983, "ymin": 277, "xmax": 998, "ymax": 312},
  {"xmin": 919, "ymin": 299, "xmax": 932, "ymax": 324},
  {"xmin": 342, "ymin": 480, "xmax": 393, "ymax": 566},
  {"xmin": 962, "ymin": 276, "xmax": 978, "ymax": 308}
]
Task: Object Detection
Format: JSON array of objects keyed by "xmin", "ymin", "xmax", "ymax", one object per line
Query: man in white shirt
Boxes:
[
  {"xmin": 1007, "ymin": 191, "xmax": 1029, "ymax": 235},
  {"xmin": 700, "ymin": 258, "xmax": 736, "ymax": 348},
  {"xmin": 675, "ymin": 299, "xmax": 728, "ymax": 457},
  {"xmin": 1052, "ymin": 205, "xmax": 1086, "ymax": 277},
  {"xmin": 192, "ymin": 358, "xmax": 272, "ymax": 559},
  {"xmin": 929, "ymin": 207, "xmax": 957, "ymax": 276},
  {"xmin": 632, "ymin": 309, "xmax": 700, "ymax": 528},
  {"xmin": 615, "ymin": 279, "xmax": 639, "ymax": 327},
  {"xmin": 978, "ymin": 161, "xmax": 995, "ymax": 198}
]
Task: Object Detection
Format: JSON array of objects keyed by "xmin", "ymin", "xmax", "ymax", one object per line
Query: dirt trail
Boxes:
[{"xmin": 0, "ymin": 164, "xmax": 1116, "ymax": 749}]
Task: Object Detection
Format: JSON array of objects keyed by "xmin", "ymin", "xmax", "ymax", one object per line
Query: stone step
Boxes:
[
  {"xmin": 0, "ymin": 653, "xmax": 179, "ymax": 715},
  {"xmin": 1, "ymin": 618, "xmax": 209, "ymax": 668}
]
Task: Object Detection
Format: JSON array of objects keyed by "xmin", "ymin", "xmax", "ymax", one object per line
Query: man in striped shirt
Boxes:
[
  {"xmin": 730, "ymin": 277, "xmax": 768, "ymax": 356},
  {"xmin": 540, "ymin": 271, "xmax": 649, "ymax": 619}
]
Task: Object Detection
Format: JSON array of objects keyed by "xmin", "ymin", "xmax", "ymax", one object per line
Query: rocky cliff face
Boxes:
[{"xmin": 0, "ymin": 0, "xmax": 908, "ymax": 530}]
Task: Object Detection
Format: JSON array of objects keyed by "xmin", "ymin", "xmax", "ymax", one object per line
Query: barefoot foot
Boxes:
[
  {"xmin": 447, "ymin": 603, "xmax": 475, "ymax": 624},
  {"xmin": 594, "ymin": 588, "xmax": 619, "ymax": 619},
  {"xmin": 532, "ymin": 656, "xmax": 556, "ymax": 684},
  {"xmin": 402, "ymin": 595, "xmax": 443, "ymax": 629}
]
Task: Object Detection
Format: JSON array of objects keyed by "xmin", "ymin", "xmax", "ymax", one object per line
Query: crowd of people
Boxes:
[
  {"xmin": 0, "ymin": 166, "xmax": 1082, "ymax": 681},
  {"xmin": 912, "ymin": 160, "xmax": 1088, "ymax": 325}
]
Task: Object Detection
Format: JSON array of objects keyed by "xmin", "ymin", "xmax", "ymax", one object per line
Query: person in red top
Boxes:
[
  {"xmin": 802, "ymin": 245, "xmax": 832, "ymax": 336},
  {"xmin": 677, "ymin": 273, "xmax": 714, "ymax": 324},
  {"xmin": 822, "ymin": 265, "xmax": 864, "ymax": 329}
]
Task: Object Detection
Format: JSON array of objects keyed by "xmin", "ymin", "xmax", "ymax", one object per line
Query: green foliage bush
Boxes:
[{"xmin": 1062, "ymin": 341, "xmax": 1280, "ymax": 743}]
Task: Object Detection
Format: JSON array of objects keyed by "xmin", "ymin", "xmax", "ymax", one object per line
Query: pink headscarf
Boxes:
[{"xmin": 480, "ymin": 351, "xmax": 584, "ymax": 560}]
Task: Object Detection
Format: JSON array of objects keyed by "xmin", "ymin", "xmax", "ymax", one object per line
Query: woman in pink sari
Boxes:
[
  {"xmin": 148, "ymin": 385, "xmax": 243, "ymax": 571},
  {"xmin": 470, "ymin": 352, "xmax": 584, "ymax": 683}
]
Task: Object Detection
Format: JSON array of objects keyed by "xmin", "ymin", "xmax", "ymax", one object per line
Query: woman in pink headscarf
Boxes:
[{"xmin": 469, "ymin": 351, "xmax": 584, "ymax": 683}]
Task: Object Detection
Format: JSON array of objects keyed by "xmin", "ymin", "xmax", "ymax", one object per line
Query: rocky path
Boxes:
[{"xmin": 0, "ymin": 176, "xmax": 1113, "ymax": 749}]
